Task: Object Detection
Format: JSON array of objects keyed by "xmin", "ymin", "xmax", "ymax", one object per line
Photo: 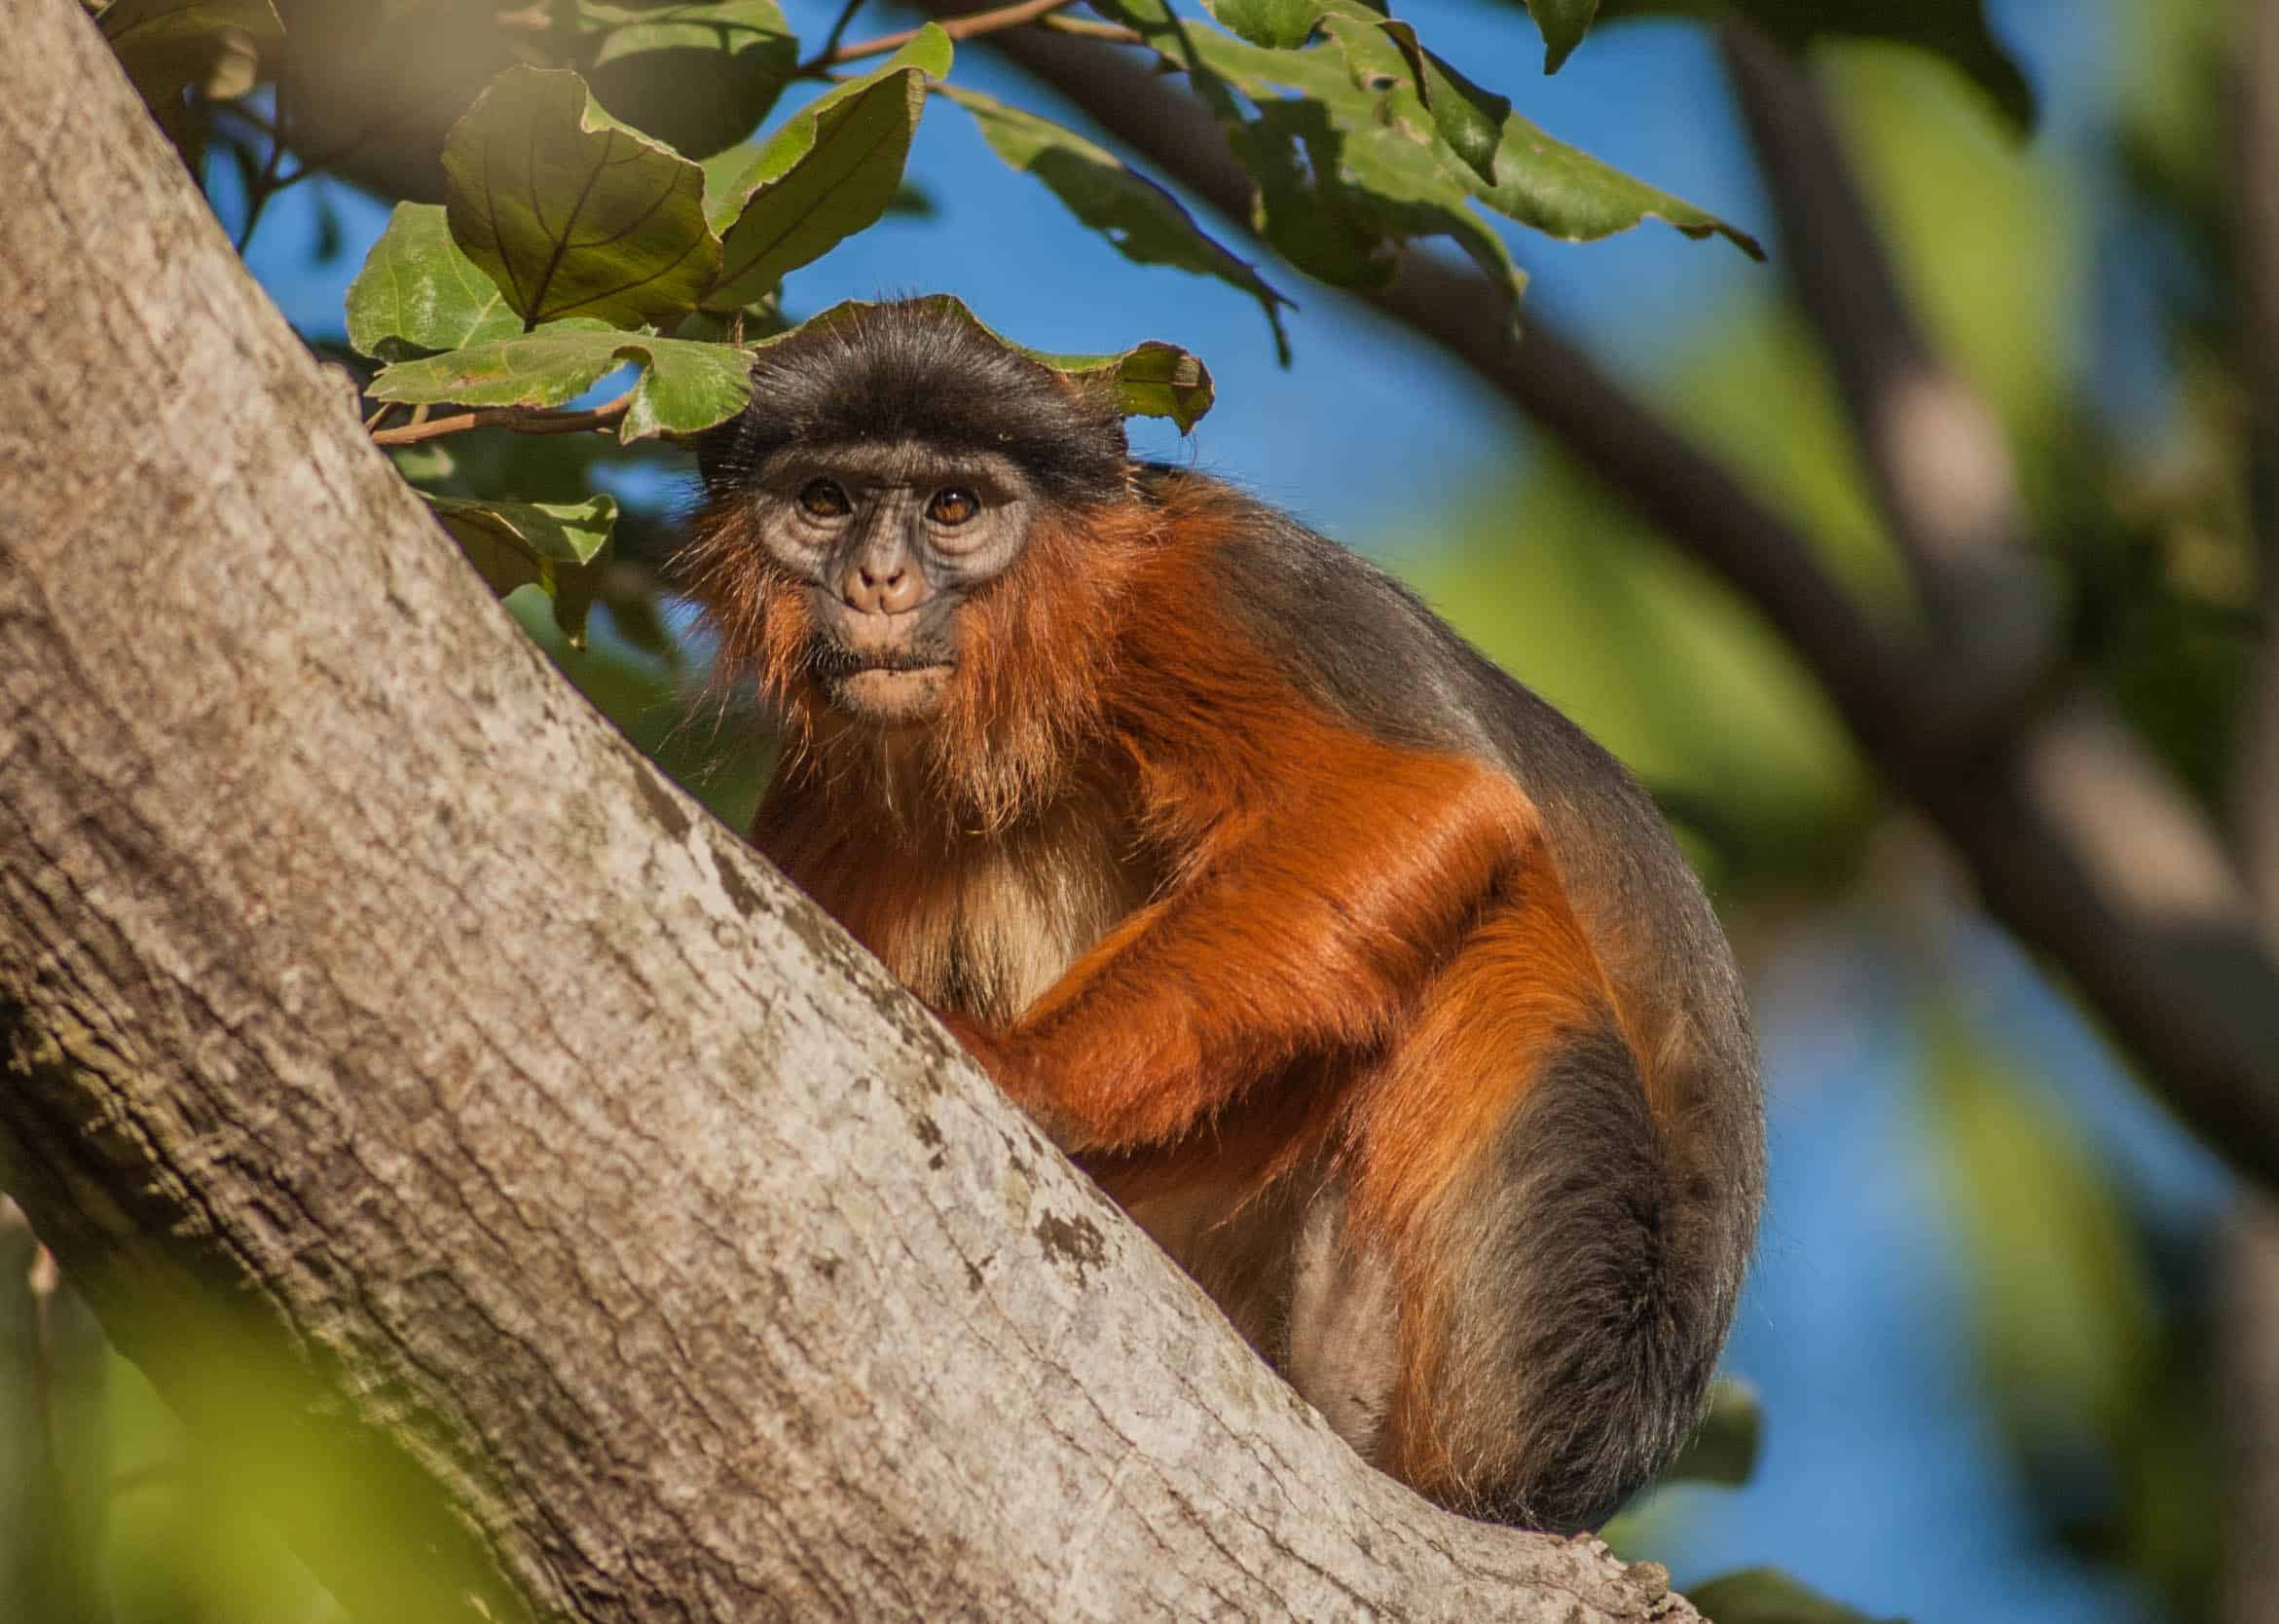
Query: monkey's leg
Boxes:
[{"xmin": 1340, "ymin": 893, "xmax": 1710, "ymax": 1534}]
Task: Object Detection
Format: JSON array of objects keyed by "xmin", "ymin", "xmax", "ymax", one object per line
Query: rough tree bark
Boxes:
[{"xmin": 0, "ymin": 2, "xmax": 1702, "ymax": 1620}]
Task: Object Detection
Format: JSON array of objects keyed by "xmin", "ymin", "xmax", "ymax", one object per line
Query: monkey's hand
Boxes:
[{"xmin": 931, "ymin": 1009, "xmax": 1092, "ymax": 1155}]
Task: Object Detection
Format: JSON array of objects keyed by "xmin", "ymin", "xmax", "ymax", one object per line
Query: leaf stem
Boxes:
[
  {"xmin": 800, "ymin": 0, "xmax": 1082, "ymax": 73},
  {"xmin": 369, "ymin": 388, "xmax": 638, "ymax": 447}
]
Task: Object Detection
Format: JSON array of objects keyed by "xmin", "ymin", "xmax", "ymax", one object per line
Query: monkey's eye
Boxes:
[
  {"xmin": 797, "ymin": 479, "xmax": 851, "ymax": 519},
  {"xmin": 926, "ymin": 487, "xmax": 980, "ymax": 527}
]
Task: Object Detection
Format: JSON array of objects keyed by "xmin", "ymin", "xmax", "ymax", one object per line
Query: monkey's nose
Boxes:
[{"xmin": 841, "ymin": 562, "xmax": 923, "ymax": 615}]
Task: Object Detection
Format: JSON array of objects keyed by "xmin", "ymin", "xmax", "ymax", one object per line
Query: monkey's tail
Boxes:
[{"xmin": 1397, "ymin": 1025, "xmax": 1749, "ymax": 1534}]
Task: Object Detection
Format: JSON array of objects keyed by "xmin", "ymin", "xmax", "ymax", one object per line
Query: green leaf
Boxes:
[
  {"xmin": 1194, "ymin": 20, "xmax": 1757, "ymax": 267},
  {"xmin": 1233, "ymin": 54, "xmax": 1527, "ymax": 301},
  {"xmin": 442, "ymin": 66, "xmax": 720, "ymax": 330},
  {"xmin": 616, "ymin": 336, "xmax": 755, "ymax": 440},
  {"xmin": 1193, "ymin": 0, "xmax": 1511, "ymax": 184},
  {"xmin": 1525, "ymin": 0, "xmax": 1599, "ymax": 73},
  {"xmin": 769, "ymin": 296, "xmax": 1216, "ymax": 429},
  {"xmin": 423, "ymin": 493, "xmax": 617, "ymax": 649},
  {"xmin": 1199, "ymin": 0, "xmax": 1319, "ymax": 51},
  {"xmin": 941, "ymin": 86, "xmax": 1293, "ymax": 363},
  {"xmin": 1101, "ymin": 20, "xmax": 1513, "ymax": 297},
  {"xmin": 345, "ymin": 203, "xmax": 523, "ymax": 361},
  {"xmin": 1384, "ymin": 29, "xmax": 1509, "ymax": 185},
  {"xmin": 703, "ymin": 27, "xmax": 951, "ymax": 306},
  {"xmin": 1465, "ymin": 105, "xmax": 1763, "ymax": 257},
  {"xmin": 1027, "ymin": 343, "xmax": 1217, "ymax": 432},
  {"xmin": 387, "ymin": 442, "xmax": 457, "ymax": 486},
  {"xmin": 1684, "ymin": 1569, "xmax": 1902, "ymax": 1624},
  {"xmin": 99, "ymin": 0, "xmax": 280, "ymax": 113},
  {"xmin": 1318, "ymin": 11, "xmax": 1508, "ymax": 184},
  {"xmin": 1595, "ymin": 0, "xmax": 2033, "ymax": 132},
  {"xmin": 578, "ymin": 0, "xmax": 799, "ymax": 159},
  {"xmin": 1657, "ymin": 1376, "xmax": 1762, "ymax": 1486},
  {"xmin": 368, "ymin": 323, "xmax": 753, "ymax": 440}
]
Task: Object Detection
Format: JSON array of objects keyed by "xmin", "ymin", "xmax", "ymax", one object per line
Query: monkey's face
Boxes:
[{"xmin": 743, "ymin": 439, "xmax": 1035, "ymax": 726}]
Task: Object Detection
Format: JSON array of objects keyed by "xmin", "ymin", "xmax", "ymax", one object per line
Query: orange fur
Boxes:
[{"xmin": 691, "ymin": 476, "xmax": 1642, "ymax": 1161}]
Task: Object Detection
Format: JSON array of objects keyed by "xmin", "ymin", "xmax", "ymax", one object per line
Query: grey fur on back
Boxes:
[{"xmin": 1165, "ymin": 469, "xmax": 1766, "ymax": 1531}]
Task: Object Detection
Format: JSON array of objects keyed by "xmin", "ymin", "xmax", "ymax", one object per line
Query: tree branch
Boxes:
[
  {"xmin": 1716, "ymin": 22, "xmax": 2059, "ymax": 717},
  {"xmin": 798, "ymin": 0, "xmax": 1079, "ymax": 74},
  {"xmin": 2218, "ymin": 11, "xmax": 2279, "ymax": 1613},
  {"xmin": 950, "ymin": 17, "xmax": 2279, "ymax": 1189},
  {"xmin": 0, "ymin": 3, "xmax": 1701, "ymax": 1619},
  {"xmin": 2236, "ymin": 0, "xmax": 2279, "ymax": 924}
]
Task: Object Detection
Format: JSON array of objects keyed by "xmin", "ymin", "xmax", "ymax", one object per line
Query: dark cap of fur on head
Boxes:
[{"xmin": 697, "ymin": 299, "xmax": 1132, "ymax": 506}]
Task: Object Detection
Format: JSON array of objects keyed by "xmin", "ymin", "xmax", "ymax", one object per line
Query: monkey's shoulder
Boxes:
[
  {"xmin": 1136, "ymin": 469, "xmax": 1652, "ymax": 817},
  {"xmin": 1136, "ymin": 469, "xmax": 1747, "ymax": 1041}
]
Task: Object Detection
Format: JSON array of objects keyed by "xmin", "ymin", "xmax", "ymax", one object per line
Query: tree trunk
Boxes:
[{"xmin": 0, "ymin": 3, "xmax": 1697, "ymax": 1619}]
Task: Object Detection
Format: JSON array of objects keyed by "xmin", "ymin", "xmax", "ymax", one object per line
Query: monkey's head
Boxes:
[{"xmin": 686, "ymin": 300, "xmax": 1133, "ymax": 735}]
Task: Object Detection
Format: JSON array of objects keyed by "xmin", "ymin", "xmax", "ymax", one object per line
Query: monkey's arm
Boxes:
[{"xmin": 959, "ymin": 745, "xmax": 1594, "ymax": 1153}]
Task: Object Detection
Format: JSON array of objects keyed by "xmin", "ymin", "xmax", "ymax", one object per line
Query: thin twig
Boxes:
[
  {"xmin": 369, "ymin": 388, "xmax": 636, "ymax": 447},
  {"xmin": 801, "ymin": 0, "xmax": 1078, "ymax": 72},
  {"xmin": 1717, "ymin": 24, "xmax": 2059, "ymax": 718},
  {"xmin": 233, "ymin": 76, "xmax": 292, "ymax": 253},
  {"xmin": 815, "ymin": 0, "xmax": 867, "ymax": 63},
  {"xmin": 2235, "ymin": 0, "xmax": 2279, "ymax": 925}
]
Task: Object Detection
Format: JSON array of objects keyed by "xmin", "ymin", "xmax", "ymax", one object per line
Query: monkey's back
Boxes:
[{"xmin": 1158, "ymin": 467, "xmax": 1766, "ymax": 1432}]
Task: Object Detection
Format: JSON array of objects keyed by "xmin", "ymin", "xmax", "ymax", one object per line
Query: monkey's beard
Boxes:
[
  {"xmin": 811, "ymin": 660, "xmax": 952, "ymax": 723},
  {"xmin": 802, "ymin": 635, "xmax": 960, "ymax": 726},
  {"xmin": 828, "ymin": 665, "xmax": 954, "ymax": 723}
]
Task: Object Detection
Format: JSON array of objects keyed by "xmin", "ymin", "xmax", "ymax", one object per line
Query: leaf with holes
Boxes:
[
  {"xmin": 1187, "ymin": 30, "xmax": 1525, "ymax": 301},
  {"xmin": 346, "ymin": 203, "xmax": 524, "ymax": 361},
  {"xmin": 368, "ymin": 323, "xmax": 753, "ymax": 441},
  {"xmin": 702, "ymin": 26, "xmax": 951, "ymax": 306},
  {"xmin": 1524, "ymin": 0, "xmax": 1598, "ymax": 72},
  {"xmin": 1318, "ymin": 9, "xmax": 1508, "ymax": 184},
  {"xmin": 99, "ymin": 0, "xmax": 280, "ymax": 114},
  {"xmin": 943, "ymin": 87, "xmax": 1293, "ymax": 362},
  {"xmin": 1596, "ymin": 0, "xmax": 2033, "ymax": 131},
  {"xmin": 578, "ymin": 0, "xmax": 799, "ymax": 159},
  {"xmin": 1032, "ymin": 344, "xmax": 1217, "ymax": 432},
  {"xmin": 423, "ymin": 493, "xmax": 617, "ymax": 648},
  {"xmin": 1199, "ymin": 0, "xmax": 1318, "ymax": 51},
  {"xmin": 443, "ymin": 66, "xmax": 720, "ymax": 330},
  {"xmin": 769, "ymin": 296, "xmax": 1216, "ymax": 429}
]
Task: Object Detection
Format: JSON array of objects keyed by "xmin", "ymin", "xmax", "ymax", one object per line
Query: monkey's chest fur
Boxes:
[{"xmin": 757, "ymin": 777, "xmax": 1155, "ymax": 1029}]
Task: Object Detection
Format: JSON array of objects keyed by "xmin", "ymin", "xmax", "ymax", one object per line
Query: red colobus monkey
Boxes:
[{"xmin": 683, "ymin": 299, "xmax": 1764, "ymax": 1532}]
